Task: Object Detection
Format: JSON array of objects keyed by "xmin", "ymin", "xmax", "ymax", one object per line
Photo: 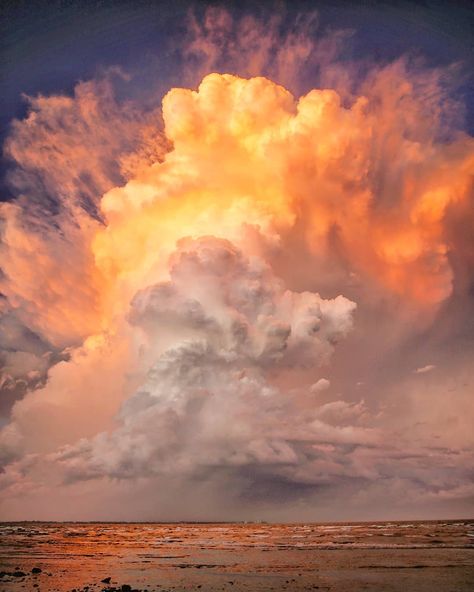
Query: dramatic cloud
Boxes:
[
  {"xmin": 0, "ymin": 8, "xmax": 473, "ymax": 520},
  {"xmin": 48, "ymin": 236, "xmax": 355, "ymax": 480}
]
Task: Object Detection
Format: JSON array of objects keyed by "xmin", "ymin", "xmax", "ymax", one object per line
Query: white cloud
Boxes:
[
  {"xmin": 415, "ymin": 364, "xmax": 436, "ymax": 374},
  {"xmin": 310, "ymin": 378, "xmax": 330, "ymax": 393},
  {"xmin": 49, "ymin": 237, "xmax": 356, "ymax": 483}
]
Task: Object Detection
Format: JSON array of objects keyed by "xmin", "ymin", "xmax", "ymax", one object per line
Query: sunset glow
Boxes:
[{"xmin": 0, "ymin": 3, "xmax": 473, "ymax": 525}]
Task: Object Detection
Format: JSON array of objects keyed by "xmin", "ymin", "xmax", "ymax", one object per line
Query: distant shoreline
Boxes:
[{"xmin": 1, "ymin": 518, "xmax": 473, "ymax": 525}]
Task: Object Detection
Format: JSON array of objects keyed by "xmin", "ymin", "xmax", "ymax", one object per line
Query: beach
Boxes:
[{"xmin": 1, "ymin": 520, "xmax": 473, "ymax": 591}]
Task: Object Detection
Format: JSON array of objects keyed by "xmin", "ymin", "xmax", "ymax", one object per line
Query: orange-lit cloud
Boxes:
[
  {"xmin": 91, "ymin": 71, "xmax": 473, "ymax": 322},
  {"xmin": 0, "ymin": 11, "xmax": 473, "ymax": 520}
]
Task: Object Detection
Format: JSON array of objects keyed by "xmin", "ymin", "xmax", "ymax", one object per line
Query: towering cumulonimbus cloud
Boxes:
[
  {"xmin": 0, "ymin": 9, "xmax": 473, "ymax": 520},
  {"xmin": 52, "ymin": 236, "xmax": 356, "ymax": 483}
]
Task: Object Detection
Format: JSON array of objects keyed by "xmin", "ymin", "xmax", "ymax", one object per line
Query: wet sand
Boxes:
[{"xmin": 1, "ymin": 521, "xmax": 473, "ymax": 591}]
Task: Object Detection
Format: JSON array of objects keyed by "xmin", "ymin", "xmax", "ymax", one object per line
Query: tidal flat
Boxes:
[{"xmin": 1, "ymin": 521, "xmax": 473, "ymax": 591}]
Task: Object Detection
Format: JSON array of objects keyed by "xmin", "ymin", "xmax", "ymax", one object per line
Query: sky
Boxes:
[{"xmin": 0, "ymin": 0, "xmax": 473, "ymax": 521}]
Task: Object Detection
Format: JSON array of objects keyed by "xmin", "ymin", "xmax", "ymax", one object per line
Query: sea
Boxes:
[{"xmin": 0, "ymin": 520, "xmax": 473, "ymax": 591}]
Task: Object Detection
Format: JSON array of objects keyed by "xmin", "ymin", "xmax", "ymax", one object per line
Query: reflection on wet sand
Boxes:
[{"xmin": 0, "ymin": 521, "xmax": 473, "ymax": 591}]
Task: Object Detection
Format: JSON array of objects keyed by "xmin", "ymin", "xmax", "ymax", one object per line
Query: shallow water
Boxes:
[{"xmin": 1, "ymin": 520, "xmax": 473, "ymax": 591}]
